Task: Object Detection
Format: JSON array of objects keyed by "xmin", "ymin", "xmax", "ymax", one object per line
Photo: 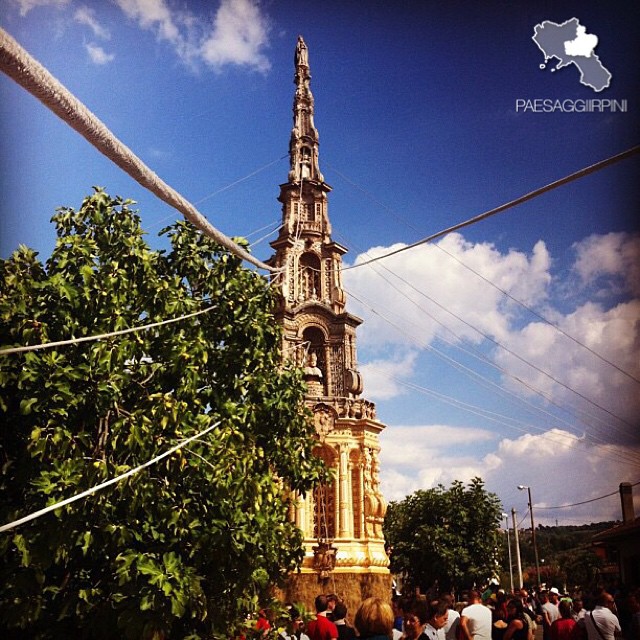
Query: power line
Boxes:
[
  {"xmin": 536, "ymin": 481, "xmax": 640, "ymax": 510},
  {"xmin": 0, "ymin": 421, "xmax": 221, "ymax": 533},
  {"xmin": 0, "ymin": 305, "xmax": 216, "ymax": 356},
  {"xmin": 341, "ymin": 144, "xmax": 640, "ymax": 271},
  {"xmin": 0, "ymin": 27, "xmax": 278, "ymax": 273},
  {"xmin": 193, "ymin": 155, "xmax": 288, "ymax": 206},
  {"xmin": 328, "ymin": 163, "xmax": 639, "ymax": 385},
  {"xmin": 348, "ymin": 288, "xmax": 640, "ymax": 468},
  {"xmin": 341, "ymin": 232, "xmax": 637, "ymax": 440},
  {"xmin": 433, "ymin": 243, "xmax": 640, "ymax": 385}
]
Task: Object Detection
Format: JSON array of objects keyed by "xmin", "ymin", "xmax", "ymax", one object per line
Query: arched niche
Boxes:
[
  {"xmin": 302, "ymin": 325, "xmax": 326, "ymax": 391},
  {"xmin": 312, "ymin": 443, "xmax": 337, "ymax": 541},
  {"xmin": 299, "ymin": 252, "xmax": 321, "ymax": 300}
]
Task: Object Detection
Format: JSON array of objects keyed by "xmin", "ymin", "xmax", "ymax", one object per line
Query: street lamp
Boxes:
[
  {"xmin": 518, "ymin": 484, "xmax": 541, "ymax": 588},
  {"xmin": 512, "ymin": 508, "xmax": 523, "ymax": 589},
  {"xmin": 502, "ymin": 512, "xmax": 514, "ymax": 594}
]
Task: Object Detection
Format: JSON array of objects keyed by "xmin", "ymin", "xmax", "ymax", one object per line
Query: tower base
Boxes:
[{"xmin": 278, "ymin": 571, "xmax": 392, "ymax": 617}]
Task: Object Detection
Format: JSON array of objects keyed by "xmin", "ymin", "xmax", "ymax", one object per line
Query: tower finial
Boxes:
[
  {"xmin": 288, "ymin": 36, "xmax": 324, "ymax": 184},
  {"xmin": 295, "ymin": 35, "xmax": 309, "ymax": 68}
]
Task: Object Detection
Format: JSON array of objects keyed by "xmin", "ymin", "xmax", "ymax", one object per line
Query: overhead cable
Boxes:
[
  {"xmin": 193, "ymin": 155, "xmax": 288, "ymax": 206},
  {"xmin": 342, "ymin": 232, "xmax": 637, "ymax": 438},
  {"xmin": 0, "ymin": 27, "xmax": 278, "ymax": 273},
  {"xmin": 534, "ymin": 481, "xmax": 640, "ymax": 510},
  {"xmin": 0, "ymin": 421, "xmax": 221, "ymax": 533},
  {"xmin": 349, "ymin": 288, "xmax": 640, "ymax": 467},
  {"xmin": 329, "ymin": 165, "xmax": 639, "ymax": 386},
  {"xmin": 342, "ymin": 144, "xmax": 640, "ymax": 271},
  {"xmin": 0, "ymin": 305, "xmax": 216, "ymax": 356},
  {"xmin": 434, "ymin": 243, "xmax": 640, "ymax": 385}
]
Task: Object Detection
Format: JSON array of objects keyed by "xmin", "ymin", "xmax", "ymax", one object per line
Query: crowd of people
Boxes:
[{"xmin": 272, "ymin": 584, "xmax": 639, "ymax": 640}]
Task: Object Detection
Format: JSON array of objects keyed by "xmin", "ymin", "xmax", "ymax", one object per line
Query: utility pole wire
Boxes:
[
  {"xmin": 343, "ymin": 144, "xmax": 640, "ymax": 271},
  {"xmin": 0, "ymin": 421, "xmax": 221, "ymax": 533},
  {"xmin": 0, "ymin": 27, "xmax": 278, "ymax": 274}
]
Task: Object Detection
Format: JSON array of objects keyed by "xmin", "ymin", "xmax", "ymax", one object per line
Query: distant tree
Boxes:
[
  {"xmin": 0, "ymin": 190, "xmax": 325, "ymax": 639},
  {"xmin": 384, "ymin": 478, "xmax": 503, "ymax": 593}
]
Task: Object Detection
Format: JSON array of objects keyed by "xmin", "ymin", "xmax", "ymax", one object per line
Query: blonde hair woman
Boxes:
[{"xmin": 354, "ymin": 597, "xmax": 394, "ymax": 640}]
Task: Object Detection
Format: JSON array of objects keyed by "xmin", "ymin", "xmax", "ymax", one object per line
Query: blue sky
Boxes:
[{"xmin": 1, "ymin": 0, "xmax": 639, "ymax": 527}]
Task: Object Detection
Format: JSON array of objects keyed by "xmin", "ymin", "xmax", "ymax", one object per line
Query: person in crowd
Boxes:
[
  {"xmin": 333, "ymin": 601, "xmax": 356, "ymax": 640},
  {"xmin": 442, "ymin": 594, "xmax": 461, "ymax": 640},
  {"xmin": 404, "ymin": 600, "xmax": 429, "ymax": 640},
  {"xmin": 541, "ymin": 591, "xmax": 560, "ymax": 640},
  {"xmin": 308, "ymin": 595, "xmax": 339, "ymax": 640},
  {"xmin": 354, "ymin": 597, "xmax": 395, "ymax": 640},
  {"xmin": 503, "ymin": 599, "xmax": 531, "ymax": 640},
  {"xmin": 280, "ymin": 605, "xmax": 311, "ymax": 640},
  {"xmin": 460, "ymin": 590, "xmax": 492, "ymax": 640},
  {"xmin": 551, "ymin": 600, "xmax": 576, "ymax": 640},
  {"xmin": 492, "ymin": 592, "xmax": 509, "ymax": 640},
  {"xmin": 326, "ymin": 594, "xmax": 339, "ymax": 622},
  {"xmin": 583, "ymin": 591, "xmax": 620, "ymax": 640},
  {"xmin": 422, "ymin": 600, "xmax": 450, "ymax": 640},
  {"xmin": 571, "ymin": 598, "xmax": 585, "ymax": 622},
  {"xmin": 392, "ymin": 595, "xmax": 404, "ymax": 633},
  {"xmin": 256, "ymin": 608, "xmax": 272, "ymax": 636}
]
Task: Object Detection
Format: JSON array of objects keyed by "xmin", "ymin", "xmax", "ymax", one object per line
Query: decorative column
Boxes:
[{"xmin": 338, "ymin": 444, "xmax": 352, "ymax": 538}]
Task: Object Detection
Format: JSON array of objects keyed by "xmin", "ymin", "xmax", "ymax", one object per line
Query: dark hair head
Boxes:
[
  {"xmin": 429, "ymin": 600, "xmax": 449, "ymax": 620},
  {"xmin": 558, "ymin": 601, "xmax": 572, "ymax": 619},
  {"xmin": 507, "ymin": 599, "xmax": 524, "ymax": 616},
  {"xmin": 315, "ymin": 594, "xmax": 329, "ymax": 613},
  {"xmin": 410, "ymin": 600, "xmax": 430, "ymax": 625},
  {"xmin": 333, "ymin": 602, "xmax": 348, "ymax": 621},
  {"xmin": 595, "ymin": 591, "xmax": 614, "ymax": 608}
]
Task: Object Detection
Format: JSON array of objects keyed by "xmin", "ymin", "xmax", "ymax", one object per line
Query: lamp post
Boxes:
[
  {"xmin": 512, "ymin": 508, "xmax": 523, "ymax": 589},
  {"xmin": 518, "ymin": 484, "xmax": 541, "ymax": 588},
  {"xmin": 502, "ymin": 512, "xmax": 514, "ymax": 594}
]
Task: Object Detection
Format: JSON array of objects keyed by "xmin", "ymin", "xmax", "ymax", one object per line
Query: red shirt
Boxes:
[
  {"xmin": 551, "ymin": 618, "xmax": 576, "ymax": 640},
  {"xmin": 308, "ymin": 614, "xmax": 339, "ymax": 640}
]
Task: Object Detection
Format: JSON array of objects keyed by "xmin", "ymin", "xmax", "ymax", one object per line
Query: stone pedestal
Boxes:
[{"xmin": 279, "ymin": 571, "xmax": 392, "ymax": 614}]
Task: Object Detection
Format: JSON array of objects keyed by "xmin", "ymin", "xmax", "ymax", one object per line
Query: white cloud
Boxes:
[
  {"xmin": 345, "ymin": 233, "xmax": 552, "ymax": 352},
  {"xmin": 380, "ymin": 424, "xmax": 495, "ymax": 470},
  {"xmin": 115, "ymin": 0, "xmax": 181, "ymax": 43},
  {"xmin": 85, "ymin": 43, "xmax": 115, "ymax": 65},
  {"xmin": 12, "ymin": 0, "xmax": 69, "ymax": 17},
  {"xmin": 572, "ymin": 232, "xmax": 640, "ymax": 297},
  {"xmin": 379, "ymin": 425, "xmax": 640, "ymax": 525},
  {"xmin": 347, "ymin": 232, "xmax": 640, "ymax": 434},
  {"xmin": 360, "ymin": 351, "xmax": 418, "ymax": 400},
  {"xmin": 74, "ymin": 6, "xmax": 110, "ymax": 40},
  {"xmin": 495, "ymin": 299, "xmax": 640, "ymax": 429},
  {"xmin": 114, "ymin": 0, "xmax": 271, "ymax": 72},
  {"xmin": 200, "ymin": 0, "xmax": 271, "ymax": 72}
]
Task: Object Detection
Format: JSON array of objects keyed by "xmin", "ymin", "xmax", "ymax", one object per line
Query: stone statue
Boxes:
[
  {"xmin": 295, "ymin": 36, "xmax": 309, "ymax": 67},
  {"xmin": 304, "ymin": 352, "xmax": 322, "ymax": 378}
]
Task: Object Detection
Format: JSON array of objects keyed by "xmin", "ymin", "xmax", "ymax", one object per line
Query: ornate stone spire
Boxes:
[
  {"xmin": 273, "ymin": 36, "xmax": 390, "ymax": 610},
  {"xmin": 288, "ymin": 36, "xmax": 324, "ymax": 184}
]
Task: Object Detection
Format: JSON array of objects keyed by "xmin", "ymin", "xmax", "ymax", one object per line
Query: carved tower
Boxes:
[{"xmin": 270, "ymin": 37, "xmax": 390, "ymax": 608}]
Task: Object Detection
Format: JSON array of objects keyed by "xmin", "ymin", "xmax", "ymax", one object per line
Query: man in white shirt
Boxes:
[
  {"xmin": 459, "ymin": 591, "xmax": 492, "ymax": 640},
  {"xmin": 441, "ymin": 594, "xmax": 460, "ymax": 640},
  {"xmin": 422, "ymin": 600, "xmax": 449, "ymax": 640},
  {"xmin": 584, "ymin": 592, "xmax": 621, "ymax": 640}
]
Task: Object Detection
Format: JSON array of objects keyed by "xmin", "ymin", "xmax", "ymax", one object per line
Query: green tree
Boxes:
[
  {"xmin": 384, "ymin": 478, "xmax": 502, "ymax": 593},
  {"xmin": 0, "ymin": 189, "xmax": 325, "ymax": 639}
]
